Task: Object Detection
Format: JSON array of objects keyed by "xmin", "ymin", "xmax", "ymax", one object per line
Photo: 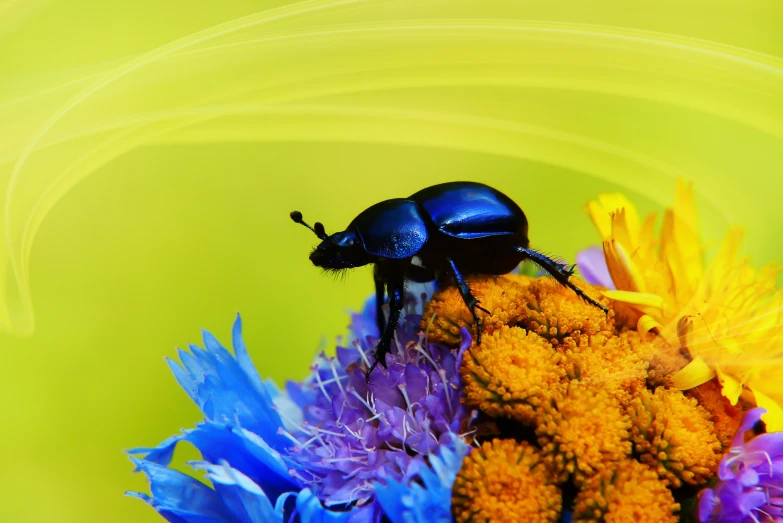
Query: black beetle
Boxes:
[{"xmin": 291, "ymin": 181, "xmax": 607, "ymax": 382}]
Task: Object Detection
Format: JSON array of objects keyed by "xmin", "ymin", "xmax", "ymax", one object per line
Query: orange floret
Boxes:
[
  {"xmin": 618, "ymin": 329, "xmax": 659, "ymax": 361},
  {"xmin": 461, "ymin": 325, "xmax": 565, "ymax": 425},
  {"xmin": 519, "ymin": 277, "xmax": 615, "ymax": 347},
  {"xmin": 536, "ymin": 381, "xmax": 632, "ymax": 484},
  {"xmin": 558, "ymin": 334, "xmax": 648, "ymax": 405},
  {"xmin": 504, "ymin": 273, "xmax": 535, "ymax": 287},
  {"xmin": 452, "ymin": 439, "xmax": 562, "ymax": 523},
  {"xmin": 646, "ymin": 347, "xmax": 690, "ymax": 389},
  {"xmin": 627, "ymin": 387, "xmax": 721, "ymax": 487},
  {"xmin": 686, "ymin": 378, "xmax": 745, "ymax": 451},
  {"xmin": 421, "ymin": 275, "xmax": 530, "ymax": 345},
  {"xmin": 573, "ymin": 459, "xmax": 680, "ymax": 523}
]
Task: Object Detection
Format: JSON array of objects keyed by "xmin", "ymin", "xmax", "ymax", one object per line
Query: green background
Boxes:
[{"xmin": 2, "ymin": 1, "xmax": 783, "ymax": 521}]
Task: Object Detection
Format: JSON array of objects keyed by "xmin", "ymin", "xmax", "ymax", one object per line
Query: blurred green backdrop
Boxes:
[{"xmin": 2, "ymin": 0, "xmax": 783, "ymax": 521}]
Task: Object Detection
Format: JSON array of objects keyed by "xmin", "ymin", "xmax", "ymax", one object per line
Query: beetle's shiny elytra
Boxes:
[{"xmin": 291, "ymin": 181, "xmax": 607, "ymax": 382}]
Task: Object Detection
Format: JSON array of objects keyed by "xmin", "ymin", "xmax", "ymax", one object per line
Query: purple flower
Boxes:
[
  {"xmin": 128, "ymin": 288, "xmax": 473, "ymax": 522},
  {"xmin": 283, "ymin": 291, "xmax": 473, "ymax": 509},
  {"xmin": 576, "ymin": 246, "xmax": 615, "ymax": 289},
  {"xmin": 698, "ymin": 408, "xmax": 783, "ymax": 523}
]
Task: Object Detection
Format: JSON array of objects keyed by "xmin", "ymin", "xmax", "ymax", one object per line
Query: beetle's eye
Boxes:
[
  {"xmin": 333, "ymin": 232, "xmax": 358, "ymax": 248},
  {"xmin": 337, "ymin": 235, "xmax": 356, "ymax": 248}
]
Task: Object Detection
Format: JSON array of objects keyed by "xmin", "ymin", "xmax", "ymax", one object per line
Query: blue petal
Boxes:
[
  {"xmin": 191, "ymin": 460, "xmax": 282, "ymax": 523},
  {"xmin": 285, "ymin": 379, "xmax": 318, "ymax": 411},
  {"xmin": 294, "ymin": 489, "xmax": 358, "ymax": 523},
  {"xmin": 128, "ymin": 458, "xmax": 234, "ymax": 523},
  {"xmin": 374, "ymin": 480, "xmax": 409, "ymax": 523},
  {"xmin": 264, "ymin": 378, "xmax": 305, "ymax": 432},
  {"xmin": 168, "ymin": 328, "xmax": 288, "ymax": 449},
  {"xmin": 168, "ymin": 350, "xmax": 200, "ymax": 404},
  {"xmin": 231, "ymin": 314, "xmax": 268, "ymax": 397},
  {"xmin": 128, "ymin": 433, "xmax": 184, "ymax": 467},
  {"xmin": 375, "ymin": 437, "xmax": 469, "ymax": 523},
  {"xmin": 185, "ymin": 422, "xmax": 298, "ymax": 501}
]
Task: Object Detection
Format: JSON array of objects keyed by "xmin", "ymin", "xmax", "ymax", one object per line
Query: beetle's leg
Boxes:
[
  {"xmin": 366, "ymin": 275, "xmax": 404, "ymax": 383},
  {"xmin": 373, "ymin": 266, "xmax": 387, "ymax": 334},
  {"xmin": 445, "ymin": 257, "xmax": 489, "ymax": 344},
  {"xmin": 516, "ymin": 247, "xmax": 608, "ymax": 313}
]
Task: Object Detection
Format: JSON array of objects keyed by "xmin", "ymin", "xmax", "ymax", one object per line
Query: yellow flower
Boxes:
[
  {"xmin": 519, "ymin": 277, "xmax": 615, "ymax": 347},
  {"xmin": 460, "ymin": 325, "xmax": 565, "ymax": 425},
  {"xmin": 573, "ymin": 460, "xmax": 679, "ymax": 523},
  {"xmin": 452, "ymin": 439, "xmax": 562, "ymax": 523},
  {"xmin": 536, "ymin": 381, "xmax": 633, "ymax": 484},
  {"xmin": 421, "ymin": 275, "xmax": 530, "ymax": 345},
  {"xmin": 627, "ymin": 387, "xmax": 721, "ymax": 487},
  {"xmin": 558, "ymin": 332, "xmax": 649, "ymax": 404},
  {"xmin": 586, "ymin": 181, "xmax": 783, "ymax": 430}
]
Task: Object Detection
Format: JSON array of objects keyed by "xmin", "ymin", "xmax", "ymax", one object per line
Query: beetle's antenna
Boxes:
[{"xmin": 290, "ymin": 211, "xmax": 328, "ymax": 240}]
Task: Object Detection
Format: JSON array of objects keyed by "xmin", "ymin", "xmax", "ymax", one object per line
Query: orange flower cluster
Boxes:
[
  {"xmin": 573, "ymin": 460, "xmax": 680, "ymax": 523},
  {"xmin": 452, "ymin": 439, "xmax": 561, "ymax": 523},
  {"xmin": 420, "ymin": 275, "xmax": 738, "ymax": 523}
]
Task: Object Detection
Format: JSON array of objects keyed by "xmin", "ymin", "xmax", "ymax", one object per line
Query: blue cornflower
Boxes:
[
  {"xmin": 127, "ymin": 291, "xmax": 473, "ymax": 523},
  {"xmin": 698, "ymin": 407, "xmax": 783, "ymax": 523}
]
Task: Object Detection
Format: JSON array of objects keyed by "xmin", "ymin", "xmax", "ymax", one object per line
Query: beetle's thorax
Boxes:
[{"xmin": 350, "ymin": 199, "xmax": 429, "ymax": 260}]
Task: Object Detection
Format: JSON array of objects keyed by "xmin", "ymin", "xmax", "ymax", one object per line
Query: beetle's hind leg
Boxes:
[
  {"xmin": 445, "ymin": 257, "xmax": 490, "ymax": 344},
  {"xmin": 515, "ymin": 247, "xmax": 608, "ymax": 313}
]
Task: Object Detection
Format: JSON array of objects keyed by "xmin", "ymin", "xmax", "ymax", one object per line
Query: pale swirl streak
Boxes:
[{"xmin": 3, "ymin": 0, "xmax": 783, "ymax": 334}]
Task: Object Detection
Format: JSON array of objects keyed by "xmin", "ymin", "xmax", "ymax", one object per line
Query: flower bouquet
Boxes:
[{"xmin": 129, "ymin": 181, "xmax": 783, "ymax": 523}]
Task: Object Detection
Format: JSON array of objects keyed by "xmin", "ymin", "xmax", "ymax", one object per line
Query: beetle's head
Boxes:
[
  {"xmin": 310, "ymin": 230, "xmax": 369, "ymax": 269},
  {"xmin": 290, "ymin": 211, "xmax": 370, "ymax": 271}
]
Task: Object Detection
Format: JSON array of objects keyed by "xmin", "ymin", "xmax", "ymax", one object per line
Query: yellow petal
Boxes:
[
  {"xmin": 715, "ymin": 367, "xmax": 743, "ymax": 405},
  {"xmin": 601, "ymin": 193, "xmax": 641, "ymax": 238},
  {"xmin": 677, "ymin": 315, "xmax": 693, "ymax": 350},
  {"xmin": 585, "ymin": 193, "xmax": 641, "ymax": 241},
  {"xmin": 611, "ymin": 208, "xmax": 638, "ymax": 251},
  {"xmin": 671, "ymin": 356, "xmax": 716, "ymax": 390},
  {"xmin": 719, "ymin": 338, "xmax": 743, "ymax": 355},
  {"xmin": 585, "ymin": 200, "xmax": 612, "ymax": 241},
  {"xmin": 659, "ymin": 209, "xmax": 674, "ymax": 258},
  {"xmin": 751, "ymin": 388, "xmax": 783, "ymax": 432},
  {"xmin": 708, "ymin": 227, "xmax": 744, "ymax": 291},
  {"xmin": 637, "ymin": 213, "xmax": 658, "ymax": 265},
  {"xmin": 602, "ymin": 290, "xmax": 665, "ymax": 309},
  {"xmin": 637, "ymin": 314, "xmax": 662, "ymax": 333},
  {"xmin": 604, "ymin": 240, "xmax": 646, "ymax": 293}
]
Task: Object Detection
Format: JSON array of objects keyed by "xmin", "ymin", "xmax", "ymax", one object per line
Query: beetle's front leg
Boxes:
[
  {"xmin": 366, "ymin": 275, "xmax": 404, "ymax": 383},
  {"xmin": 445, "ymin": 257, "xmax": 490, "ymax": 344},
  {"xmin": 373, "ymin": 265, "xmax": 386, "ymax": 334}
]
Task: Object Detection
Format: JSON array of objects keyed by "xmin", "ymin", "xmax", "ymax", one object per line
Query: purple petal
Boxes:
[
  {"xmin": 732, "ymin": 408, "xmax": 767, "ymax": 448},
  {"xmin": 738, "ymin": 467, "xmax": 759, "ymax": 487},
  {"xmin": 744, "ymin": 431, "xmax": 783, "ymax": 458},
  {"xmin": 404, "ymin": 364, "xmax": 428, "ymax": 401},
  {"xmin": 698, "ymin": 488, "xmax": 719, "ymax": 522},
  {"xmin": 455, "ymin": 328, "xmax": 472, "ymax": 386},
  {"xmin": 576, "ymin": 246, "xmax": 615, "ymax": 289}
]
